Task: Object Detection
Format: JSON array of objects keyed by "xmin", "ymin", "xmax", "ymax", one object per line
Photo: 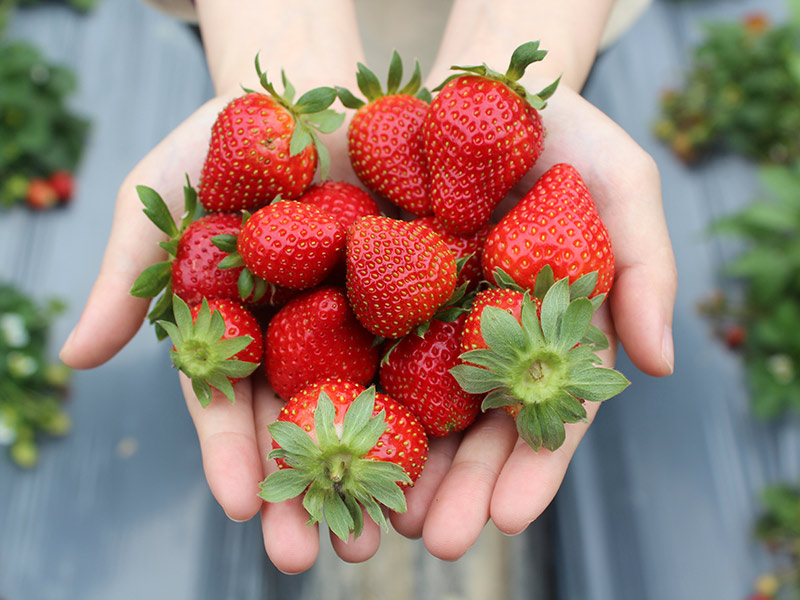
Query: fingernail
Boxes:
[
  {"xmin": 225, "ymin": 513, "xmax": 248, "ymax": 523},
  {"xmin": 661, "ymin": 325, "xmax": 674, "ymax": 375}
]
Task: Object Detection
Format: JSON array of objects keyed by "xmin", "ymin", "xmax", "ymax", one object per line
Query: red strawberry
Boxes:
[
  {"xmin": 298, "ymin": 180, "xmax": 380, "ymax": 229},
  {"xmin": 198, "ymin": 60, "xmax": 344, "ymax": 212},
  {"xmin": 451, "ymin": 276, "xmax": 628, "ymax": 451},
  {"xmin": 236, "ymin": 200, "xmax": 346, "ymax": 290},
  {"xmin": 413, "ymin": 216, "xmax": 491, "ymax": 291},
  {"xmin": 337, "ymin": 52, "xmax": 431, "ymax": 215},
  {"xmin": 423, "ymin": 42, "xmax": 558, "ymax": 235},
  {"xmin": 25, "ymin": 178, "xmax": 59, "ymax": 210},
  {"xmin": 345, "ymin": 215, "xmax": 457, "ymax": 338},
  {"xmin": 265, "ymin": 286, "xmax": 379, "ymax": 400},
  {"xmin": 259, "ymin": 381, "xmax": 429, "ymax": 541},
  {"xmin": 159, "ymin": 296, "xmax": 263, "ymax": 406},
  {"xmin": 48, "ymin": 169, "xmax": 75, "ymax": 203},
  {"xmin": 380, "ymin": 314, "xmax": 482, "ymax": 437},
  {"xmin": 482, "ymin": 163, "xmax": 614, "ymax": 298}
]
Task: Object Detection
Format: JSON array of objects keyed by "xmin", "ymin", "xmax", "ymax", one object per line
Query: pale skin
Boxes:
[{"xmin": 59, "ymin": 0, "xmax": 676, "ymax": 573}]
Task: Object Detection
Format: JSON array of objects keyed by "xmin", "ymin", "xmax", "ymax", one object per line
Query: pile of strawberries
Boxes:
[{"xmin": 132, "ymin": 43, "xmax": 629, "ymax": 541}]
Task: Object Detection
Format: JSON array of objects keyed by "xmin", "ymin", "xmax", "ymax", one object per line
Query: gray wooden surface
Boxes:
[{"xmin": 1, "ymin": 1, "xmax": 796, "ymax": 599}]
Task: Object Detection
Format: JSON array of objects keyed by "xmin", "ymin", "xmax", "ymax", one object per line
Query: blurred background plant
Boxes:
[
  {"xmin": 0, "ymin": 281, "xmax": 72, "ymax": 468},
  {"xmin": 0, "ymin": 0, "xmax": 95, "ymax": 210}
]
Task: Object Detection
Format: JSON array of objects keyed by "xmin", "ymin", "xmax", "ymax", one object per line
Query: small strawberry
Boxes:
[
  {"xmin": 380, "ymin": 314, "xmax": 482, "ymax": 437},
  {"xmin": 297, "ymin": 180, "xmax": 380, "ymax": 229},
  {"xmin": 48, "ymin": 170, "xmax": 75, "ymax": 203},
  {"xmin": 25, "ymin": 178, "xmax": 58, "ymax": 210},
  {"xmin": 158, "ymin": 295, "xmax": 263, "ymax": 406},
  {"xmin": 345, "ymin": 215, "xmax": 457, "ymax": 338},
  {"xmin": 265, "ymin": 286, "xmax": 379, "ymax": 400},
  {"xmin": 413, "ymin": 215, "xmax": 491, "ymax": 291},
  {"xmin": 219, "ymin": 199, "xmax": 347, "ymax": 293},
  {"xmin": 451, "ymin": 273, "xmax": 629, "ymax": 451},
  {"xmin": 198, "ymin": 58, "xmax": 345, "ymax": 212},
  {"xmin": 423, "ymin": 41, "xmax": 558, "ymax": 235},
  {"xmin": 482, "ymin": 163, "xmax": 614, "ymax": 298},
  {"xmin": 337, "ymin": 52, "xmax": 432, "ymax": 216},
  {"xmin": 258, "ymin": 381, "xmax": 428, "ymax": 541}
]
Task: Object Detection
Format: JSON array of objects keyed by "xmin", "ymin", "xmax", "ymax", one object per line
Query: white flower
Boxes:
[{"xmin": 0, "ymin": 313, "xmax": 29, "ymax": 348}]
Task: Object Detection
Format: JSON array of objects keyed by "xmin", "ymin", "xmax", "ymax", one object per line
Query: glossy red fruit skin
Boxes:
[
  {"xmin": 460, "ymin": 287, "xmax": 532, "ymax": 353},
  {"xmin": 238, "ymin": 201, "xmax": 346, "ymax": 290},
  {"xmin": 424, "ymin": 75, "xmax": 544, "ymax": 236},
  {"xmin": 274, "ymin": 380, "xmax": 429, "ymax": 485},
  {"xmin": 348, "ymin": 94, "xmax": 431, "ymax": 216},
  {"xmin": 345, "ymin": 216, "xmax": 457, "ymax": 338},
  {"xmin": 380, "ymin": 315, "xmax": 482, "ymax": 437},
  {"xmin": 298, "ymin": 180, "xmax": 380, "ymax": 229},
  {"xmin": 190, "ymin": 298, "xmax": 264, "ymax": 383},
  {"xmin": 482, "ymin": 163, "xmax": 614, "ymax": 298},
  {"xmin": 172, "ymin": 213, "xmax": 243, "ymax": 306},
  {"xmin": 413, "ymin": 216, "xmax": 491, "ymax": 291},
  {"xmin": 198, "ymin": 93, "xmax": 316, "ymax": 212},
  {"xmin": 265, "ymin": 286, "xmax": 379, "ymax": 400}
]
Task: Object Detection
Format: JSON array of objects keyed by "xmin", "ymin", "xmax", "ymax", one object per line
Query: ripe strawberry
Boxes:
[
  {"xmin": 345, "ymin": 216, "xmax": 457, "ymax": 338},
  {"xmin": 198, "ymin": 59, "xmax": 344, "ymax": 212},
  {"xmin": 413, "ymin": 215, "xmax": 491, "ymax": 291},
  {"xmin": 482, "ymin": 163, "xmax": 614, "ymax": 298},
  {"xmin": 235, "ymin": 200, "xmax": 346, "ymax": 291},
  {"xmin": 159, "ymin": 296, "xmax": 263, "ymax": 406},
  {"xmin": 298, "ymin": 180, "xmax": 380, "ymax": 229},
  {"xmin": 337, "ymin": 52, "xmax": 432, "ymax": 216},
  {"xmin": 423, "ymin": 41, "xmax": 558, "ymax": 235},
  {"xmin": 380, "ymin": 314, "xmax": 482, "ymax": 437},
  {"xmin": 265, "ymin": 286, "xmax": 379, "ymax": 400},
  {"xmin": 48, "ymin": 170, "xmax": 75, "ymax": 203},
  {"xmin": 258, "ymin": 381, "xmax": 429, "ymax": 541},
  {"xmin": 25, "ymin": 178, "xmax": 58, "ymax": 210},
  {"xmin": 451, "ymin": 275, "xmax": 628, "ymax": 451}
]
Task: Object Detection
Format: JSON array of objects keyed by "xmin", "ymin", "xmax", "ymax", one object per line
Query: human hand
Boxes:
[{"xmin": 386, "ymin": 81, "xmax": 676, "ymax": 560}]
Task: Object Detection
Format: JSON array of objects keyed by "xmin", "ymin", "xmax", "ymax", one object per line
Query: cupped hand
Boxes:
[{"xmin": 389, "ymin": 82, "xmax": 676, "ymax": 560}]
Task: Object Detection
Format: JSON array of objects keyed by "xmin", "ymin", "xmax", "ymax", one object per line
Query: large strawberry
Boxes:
[
  {"xmin": 337, "ymin": 52, "xmax": 432, "ymax": 216},
  {"xmin": 265, "ymin": 286, "xmax": 379, "ymax": 400},
  {"xmin": 423, "ymin": 41, "xmax": 558, "ymax": 235},
  {"xmin": 345, "ymin": 215, "xmax": 457, "ymax": 338},
  {"xmin": 258, "ymin": 381, "xmax": 428, "ymax": 541},
  {"xmin": 380, "ymin": 314, "xmax": 482, "ymax": 437},
  {"xmin": 451, "ymin": 272, "xmax": 629, "ymax": 451},
  {"xmin": 482, "ymin": 163, "xmax": 614, "ymax": 298},
  {"xmin": 198, "ymin": 59, "xmax": 344, "ymax": 212},
  {"xmin": 158, "ymin": 296, "xmax": 263, "ymax": 406},
  {"xmin": 297, "ymin": 180, "xmax": 380, "ymax": 229}
]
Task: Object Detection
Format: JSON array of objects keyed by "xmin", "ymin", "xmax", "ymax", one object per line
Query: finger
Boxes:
[
  {"xmin": 329, "ymin": 507, "xmax": 382, "ymax": 563},
  {"xmin": 252, "ymin": 375, "xmax": 320, "ymax": 574},
  {"xmin": 59, "ymin": 99, "xmax": 225, "ymax": 369},
  {"xmin": 421, "ymin": 411, "xmax": 518, "ymax": 561},
  {"xmin": 181, "ymin": 374, "xmax": 263, "ymax": 522},
  {"xmin": 390, "ymin": 434, "xmax": 460, "ymax": 539}
]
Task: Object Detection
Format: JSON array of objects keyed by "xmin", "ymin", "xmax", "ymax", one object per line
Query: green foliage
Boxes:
[
  {"xmin": 0, "ymin": 281, "xmax": 72, "ymax": 468},
  {"xmin": 704, "ymin": 164, "xmax": 800, "ymax": 418},
  {"xmin": 753, "ymin": 483, "xmax": 800, "ymax": 597},
  {"xmin": 654, "ymin": 10, "xmax": 800, "ymax": 164}
]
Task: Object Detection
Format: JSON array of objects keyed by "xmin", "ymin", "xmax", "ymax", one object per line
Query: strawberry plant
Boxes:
[
  {"xmin": 655, "ymin": 5, "xmax": 800, "ymax": 164},
  {"xmin": 0, "ymin": 281, "xmax": 72, "ymax": 467}
]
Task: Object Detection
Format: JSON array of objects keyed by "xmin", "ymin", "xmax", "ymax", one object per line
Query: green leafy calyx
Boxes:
[
  {"xmin": 156, "ymin": 295, "xmax": 258, "ymax": 407},
  {"xmin": 258, "ymin": 387, "xmax": 411, "ymax": 541},
  {"xmin": 450, "ymin": 275, "xmax": 629, "ymax": 451},
  {"xmin": 336, "ymin": 50, "xmax": 428, "ymax": 109}
]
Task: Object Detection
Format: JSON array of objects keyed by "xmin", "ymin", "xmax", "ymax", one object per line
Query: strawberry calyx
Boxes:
[
  {"xmin": 211, "ymin": 225, "xmax": 273, "ymax": 304},
  {"xmin": 249, "ymin": 55, "xmax": 345, "ymax": 180},
  {"xmin": 450, "ymin": 271, "xmax": 629, "ymax": 451},
  {"xmin": 435, "ymin": 40, "xmax": 560, "ymax": 110},
  {"xmin": 259, "ymin": 386, "xmax": 411, "ymax": 541},
  {"xmin": 157, "ymin": 295, "xmax": 259, "ymax": 407},
  {"xmin": 130, "ymin": 177, "xmax": 200, "ymax": 338},
  {"xmin": 336, "ymin": 50, "xmax": 432, "ymax": 109}
]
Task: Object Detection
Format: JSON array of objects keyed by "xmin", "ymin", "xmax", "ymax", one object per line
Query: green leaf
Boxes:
[
  {"xmin": 335, "ymin": 86, "xmax": 365, "ymax": 110},
  {"xmin": 569, "ymin": 271, "xmax": 599, "ymax": 300},
  {"xmin": 398, "ymin": 60, "xmax": 423, "ymax": 96},
  {"xmin": 539, "ymin": 278, "xmax": 570, "ymax": 345},
  {"xmin": 341, "ymin": 387, "xmax": 377, "ymax": 446},
  {"xmin": 192, "ymin": 298, "xmax": 212, "ymax": 338},
  {"xmin": 314, "ymin": 132, "xmax": 332, "ymax": 180},
  {"xmin": 218, "ymin": 253, "xmax": 244, "ymax": 270},
  {"xmin": 172, "ymin": 294, "xmax": 193, "ymax": 334},
  {"xmin": 343, "ymin": 494, "xmax": 365, "ymax": 539},
  {"xmin": 294, "ymin": 86, "xmax": 337, "ymax": 114},
  {"xmin": 581, "ymin": 325, "xmax": 610, "ymax": 350},
  {"xmin": 532, "ymin": 265, "xmax": 555, "ymax": 299},
  {"xmin": 281, "ymin": 70, "xmax": 296, "ymax": 104},
  {"xmin": 386, "ymin": 50, "xmax": 403, "ymax": 95},
  {"xmin": 214, "ymin": 336, "xmax": 254, "ymax": 360},
  {"xmin": 557, "ymin": 298, "xmax": 594, "ymax": 352},
  {"xmin": 211, "ymin": 234, "xmax": 238, "ymax": 254},
  {"xmin": 238, "ymin": 269, "xmax": 255, "ymax": 301},
  {"xmin": 258, "ymin": 468, "xmax": 312, "ymax": 502},
  {"xmin": 289, "ymin": 122, "xmax": 314, "ymax": 157},
  {"xmin": 480, "ymin": 305, "xmax": 527, "ymax": 357},
  {"xmin": 459, "ymin": 348, "xmax": 512, "ymax": 373},
  {"xmin": 192, "ymin": 378, "xmax": 213, "ymax": 408},
  {"xmin": 505, "ymin": 41, "xmax": 547, "ymax": 82},
  {"xmin": 137, "ymin": 185, "xmax": 179, "ymax": 238},
  {"xmin": 205, "ymin": 371, "xmax": 236, "ymax": 404},
  {"xmin": 352, "ymin": 487, "xmax": 389, "ymax": 532},
  {"xmin": 564, "ymin": 365, "xmax": 630, "ymax": 402},
  {"xmin": 305, "ymin": 109, "xmax": 345, "ymax": 134},
  {"xmin": 314, "ymin": 392, "xmax": 339, "ymax": 449},
  {"xmin": 130, "ymin": 261, "xmax": 171, "ymax": 298},
  {"xmin": 268, "ymin": 420, "xmax": 323, "ymax": 459},
  {"xmin": 549, "ymin": 390, "xmax": 588, "ymax": 423},
  {"xmin": 533, "ymin": 403, "xmax": 567, "ymax": 451},
  {"xmin": 215, "ymin": 359, "xmax": 259, "ymax": 379},
  {"xmin": 481, "ymin": 388, "xmax": 519, "ymax": 410},
  {"xmin": 359, "ymin": 466, "xmax": 409, "ymax": 513},
  {"xmin": 323, "ymin": 491, "xmax": 355, "ymax": 542},
  {"xmin": 356, "ymin": 62, "xmax": 384, "ymax": 102},
  {"xmin": 450, "ymin": 363, "xmax": 505, "ymax": 394},
  {"xmin": 534, "ymin": 74, "xmax": 561, "ymax": 104},
  {"xmin": 520, "ymin": 292, "xmax": 545, "ymax": 348}
]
